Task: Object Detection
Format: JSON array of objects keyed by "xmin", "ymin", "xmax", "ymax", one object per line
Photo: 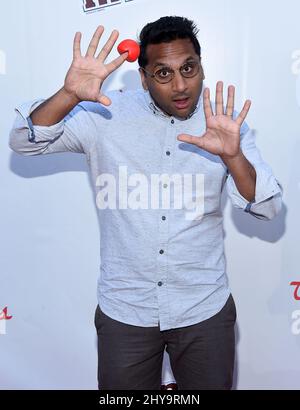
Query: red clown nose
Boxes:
[{"xmin": 117, "ymin": 39, "xmax": 140, "ymax": 63}]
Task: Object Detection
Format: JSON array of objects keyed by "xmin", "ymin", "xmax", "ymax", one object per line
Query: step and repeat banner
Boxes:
[{"xmin": 0, "ymin": 0, "xmax": 299, "ymax": 389}]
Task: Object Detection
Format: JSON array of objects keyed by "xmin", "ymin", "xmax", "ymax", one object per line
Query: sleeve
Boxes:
[
  {"xmin": 225, "ymin": 119, "xmax": 283, "ymax": 221},
  {"xmin": 8, "ymin": 99, "xmax": 100, "ymax": 159}
]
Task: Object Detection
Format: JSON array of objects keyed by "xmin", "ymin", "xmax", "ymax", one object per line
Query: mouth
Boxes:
[{"xmin": 173, "ymin": 97, "xmax": 190, "ymax": 110}]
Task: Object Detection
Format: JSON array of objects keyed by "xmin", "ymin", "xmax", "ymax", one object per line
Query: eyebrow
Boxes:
[{"xmin": 153, "ymin": 56, "xmax": 197, "ymax": 69}]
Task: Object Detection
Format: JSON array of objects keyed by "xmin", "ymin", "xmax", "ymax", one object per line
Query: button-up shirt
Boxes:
[{"xmin": 9, "ymin": 88, "xmax": 282, "ymax": 331}]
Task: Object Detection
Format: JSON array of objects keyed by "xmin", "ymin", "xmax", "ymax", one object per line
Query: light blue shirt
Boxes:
[{"xmin": 9, "ymin": 88, "xmax": 283, "ymax": 331}]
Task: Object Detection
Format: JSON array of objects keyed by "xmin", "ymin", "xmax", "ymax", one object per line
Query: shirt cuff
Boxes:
[
  {"xmin": 226, "ymin": 164, "xmax": 283, "ymax": 212},
  {"xmin": 15, "ymin": 100, "xmax": 65, "ymax": 143}
]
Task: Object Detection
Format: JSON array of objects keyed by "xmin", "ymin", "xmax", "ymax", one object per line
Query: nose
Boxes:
[{"xmin": 172, "ymin": 70, "xmax": 188, "ymax": 93}]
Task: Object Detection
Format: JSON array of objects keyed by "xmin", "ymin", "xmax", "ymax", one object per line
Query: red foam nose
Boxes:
[{"xmin": 117, "ymin": 39, "xmax": 140, "ymax": 63}]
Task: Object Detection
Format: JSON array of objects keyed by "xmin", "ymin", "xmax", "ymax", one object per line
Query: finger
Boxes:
[
  {"xmin": 215, "ymin": 81, "xmax": 224, "ymax": 115},
  {"xmin": 177, "ymin": 134, "xmax": 205, "ymax": 149},
  {"xmin": 97, "ymin": 93, "xmax": 112, "ymax": 106},
  {"xmin": 236, "ymin": 100, "xmax": 252, "ymax": 126},
  {"xmin": 97, "ymin": 29, "xmax": 119, "ymax": 62},
  {"xmin": 86, "ymin": 25, "xmax": 105, "ymax": 58},
  {"xmin": 73, "ymin": 32, "xmax": 82, "ymax": 59},
  {"xmin": 105, "ymin": 52, "xmax": 129, "ymax": 74},
  {"xmin": 203, "ymin": 88, "xmax": 213, "ymax": 120},
  {"xmin": 226, "ymin": 85, "xmax": 235, "ymax": 117}
]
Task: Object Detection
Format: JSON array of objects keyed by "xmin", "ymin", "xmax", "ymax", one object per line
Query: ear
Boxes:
[
  {"xmin": 199, "ymin": 57, "xmax": 205, "ymax": 80},
  {"xmin": 139, "ymin": 68, "xmax": 149, "ymax": 91}
]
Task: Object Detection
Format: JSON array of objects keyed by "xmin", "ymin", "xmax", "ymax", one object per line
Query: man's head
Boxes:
[{"xmin": 138, "ymin": 16, "xmax": 204, "ymax": 120}]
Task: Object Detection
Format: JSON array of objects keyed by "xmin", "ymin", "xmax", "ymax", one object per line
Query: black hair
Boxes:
[{"xmin": 138, "ymin": 16, "xmax": 201, "ymax": 68}]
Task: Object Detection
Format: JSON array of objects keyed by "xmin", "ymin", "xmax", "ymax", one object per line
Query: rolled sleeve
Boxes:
[
  {"xmin": 9, "ymin": 99, "xmax": 96, "ymax": 156},
  {"xmin": 14, "ymin": 100, "xmax": 65, "ymax": 144},
  {"xmin": 226, "ymin": 122, "xmax": 283, "ymax": 221}
]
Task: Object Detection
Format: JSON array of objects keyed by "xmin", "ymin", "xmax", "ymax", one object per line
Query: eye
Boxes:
[
  {"xmin": 156, "ymin": 68, "xmax": 172, "ymax": 78},
  {"xmin": 182, "ymin": 64, "xmax": 194, "ymax": 73}
]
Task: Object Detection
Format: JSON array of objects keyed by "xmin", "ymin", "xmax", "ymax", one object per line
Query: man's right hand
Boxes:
[
  {"xmin": 64, "ymin": 26, "xmax": 129, "ymax": 106},
  {"xmin": 29, "ymin": 26, "xmax": 128, "ymax": 127}
]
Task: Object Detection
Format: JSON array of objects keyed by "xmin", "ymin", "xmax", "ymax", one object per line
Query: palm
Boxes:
[
  {"xmin": 203, "ymin": 114, "xmax": 240, "ymax": 157},
  {"xmin": 64, "ymin": 26, "xmax": 129, "ymax": 105},
  {"xmin": 65, "ymin": 58, "xmax": 109, "ymax": 102},
  {"xmin": 177, "ymin": 82, "xmax": 251, "ymax": 160}
]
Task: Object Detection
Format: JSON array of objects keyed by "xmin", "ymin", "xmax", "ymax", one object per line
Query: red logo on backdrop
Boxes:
[
  {"xmin": 290, "ymin": 282, "xmax": 300, "ymax": 301},
  {"xmin": 0, "ymin": 307, "xmax": 13, "ymax": 321},
  {"xmin": 83, "ymin": 0, "xmax": 134, "ymax": 13}
]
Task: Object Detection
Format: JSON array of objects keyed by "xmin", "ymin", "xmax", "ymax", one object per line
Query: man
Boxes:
[{"xmin": 9, "ymin": 16, "xmax": 282, "ymax": 390}]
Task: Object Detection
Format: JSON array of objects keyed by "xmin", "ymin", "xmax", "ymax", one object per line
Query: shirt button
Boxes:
[
  {"xmin": 158, "ymin": 282, "xmax": 163, "ymax": 287},
  {"xmin": 163, "ymin": 184, "xmax": 168, "ymax": 189},
  {"xmin": 171, "ymin": 119, "xmax": 175, "ymax": 124},
  {"xmin": 166, "ymin": 151, "xmax": 171, "ymax": 156},
  {"xmin": 159, "ymin": 249, "xmax": 164, "ymax": 255},
  {"xmin": 162, "ymin": 216, "xmax": 166, "ymax": 221}
]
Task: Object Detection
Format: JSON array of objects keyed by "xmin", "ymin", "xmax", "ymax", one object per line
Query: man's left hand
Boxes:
[{"xmin": 177, "ymin": 81, "xmax": 251, "ymax": 160}]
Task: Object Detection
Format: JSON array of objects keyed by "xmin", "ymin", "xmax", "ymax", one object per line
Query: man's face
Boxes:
[{"xmin": 139, "ymin": 38, "xmax": 204, "ymax": 120}]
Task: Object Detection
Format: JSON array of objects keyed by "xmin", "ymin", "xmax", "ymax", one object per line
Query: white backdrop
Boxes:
[{"xmin": 0, "ymin": 0, "xmax": 299, "ymax": 390}]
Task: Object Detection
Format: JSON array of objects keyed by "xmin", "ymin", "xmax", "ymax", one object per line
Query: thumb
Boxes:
[
  {"xmin": 177, "ymin": 133, "xmax": 206, "ymax": 149},
  {"xmin": 97, "ymin": 94, "xmax": 112, "ymax": 106}
]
